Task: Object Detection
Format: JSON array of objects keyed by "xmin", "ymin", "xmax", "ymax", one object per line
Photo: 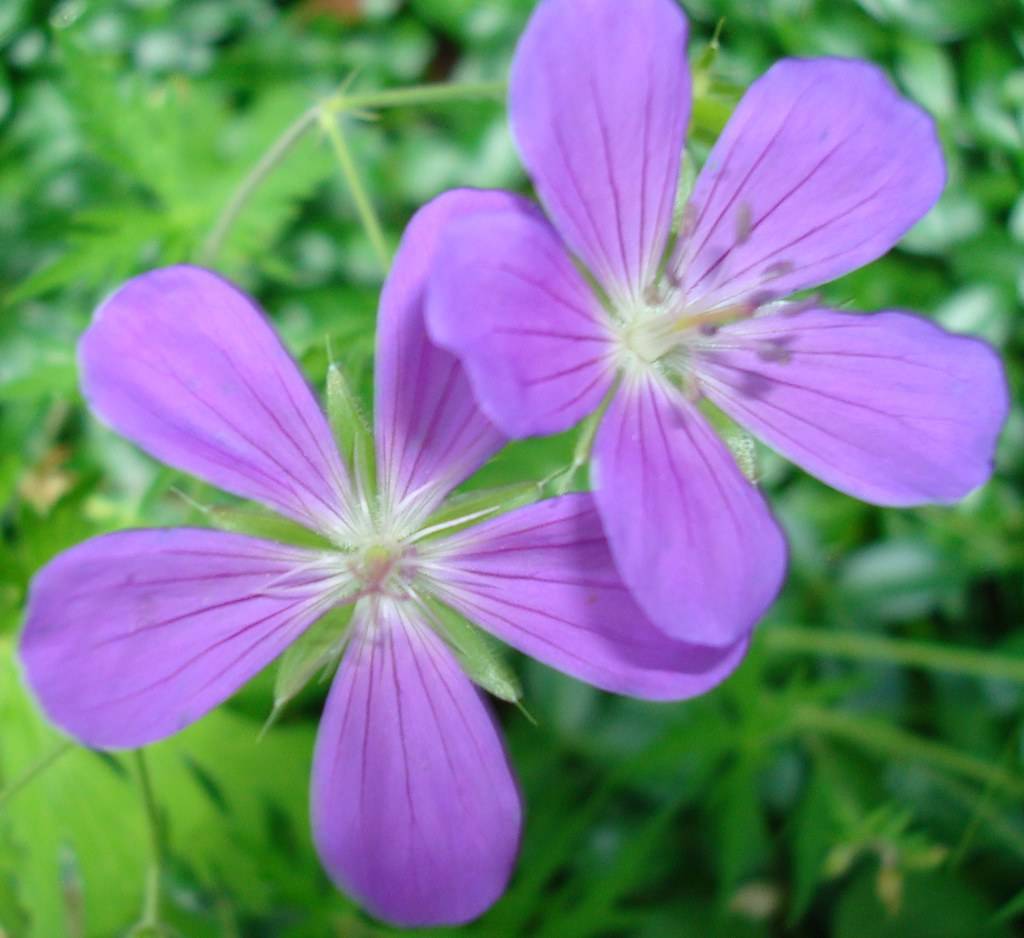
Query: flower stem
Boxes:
[
  {"xmin": 134, "ymin": 750, "xmax": 164, "ymax": 929},
  {"xmin": 762, "ymin": 625, "xmax": 1024, "ymax": 683},
  {"xmin": 0, "ymin": 739, "xmax": 73, "ymax": 808},
  {"xmin": 199, "ymin": 79, "xmax": 506, "ymax": 265},
  {"xmin": 793, "ymin": 705, "xmax": 1024, "ymax": 799},
  {"xmin": 318, "ymin": 110, "xmax": 390, "ymax": 273},
  {"xmin": 199, "ymin": 103, "xmax": 322, "ymax": 265},
  {"xmin": 334, "ymin": 80, "xmax": 506, "ymax": 112},
  {"xmin": 547, "ymin": 381, "xmax": 619, "ymax": 495}
]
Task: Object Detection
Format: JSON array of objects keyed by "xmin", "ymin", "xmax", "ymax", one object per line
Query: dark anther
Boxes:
[
  {"xmin": 763, "ymin": 260, "xmax": 795, "ymax": 280},
  {"xmin": 735, "ymin": 203, "xmax": 753, "ymax": 245}
]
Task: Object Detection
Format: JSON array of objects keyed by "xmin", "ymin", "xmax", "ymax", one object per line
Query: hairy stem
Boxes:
[
  {"xmin": 318, "ymin": 110, "xmax": 390, "ymax": 273},
  {"xmin": 0, "ymin": 739, "xmax": 74, "ymax": 808},
  {"xmin": 762, "ymin": 625, "xmax": 1024, "ymax": 683},
  {"xmin": 200, "ymin": 79, "xmax": 506, "ymax": 265},
  {"xmin": 199, "ymin": 103, "xmax": 321, "ymax": 265},
  {"xmin": 134, "ymin": 750, "xmax": 164, "ymax": 929},
  {"xmin": 336, "ymin": 80, "xmax": 506, "ymax": 112},
  {"xmin": 793, "ymin": 706, "xmax": 1024, "ymax": 799}
]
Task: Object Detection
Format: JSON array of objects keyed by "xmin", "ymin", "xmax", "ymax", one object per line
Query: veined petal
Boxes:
[
  {"xmin": 593, "ymin": 378, "xmax": 787, "ymax": 646},
  {"xmin": 311, "ymin": 597, "xmax": 521, "ymax": 927},
  {"xmin": 674, "ymin": 58, "xmax": 945, "ymax": 310},
  {"xmin": 375, "ymin": 192, "xmax": 507, "ymax": 527},
  {"xmin": 431, "ymin": 494, "xmax": 748, "ymax": 700},
  {"xmin": 697, "ymin": 308, "xmax": 1009, "ymax": 506},
  {"xmin": 427, "ymin": 193, "xmax": 616, "ymax": 438},
  {"xmin": 510, "ymin": 0, "xmax": 691, "ymax": 304},
  {"xmin": 80, "ymin": 266, "xmax": 355, "ymax": 539},
  {"xmin": 19, "ymin": 529, "xmax": 342, "ymax": 749}
]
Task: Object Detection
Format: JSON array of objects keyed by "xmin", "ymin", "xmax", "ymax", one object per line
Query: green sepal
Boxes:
[
  {"xmin": 326, "ymin": 358, "xmax": 376, "ymax": 500},
  {"xmin": 421, "ymin": 482, "xmax": 539, "ymax": 539},
  {"xmin": 426, "ymin": 598, "xmax": 523, "ymax": 706},
  {"xmin": 263, "ymin": 604, "xmax": 355, "ymax": 736},
  {"xmin": 698, "ymin": 404, "xmax": 759, "ymax": 484},
  {"xmin": 203, "ymin": 501, "xmax": 334, "ymax": 550}
]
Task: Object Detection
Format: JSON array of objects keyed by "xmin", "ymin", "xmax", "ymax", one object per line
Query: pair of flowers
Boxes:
[{"xmin": 21, "ymin": 0, "xmax": 1007, "ymax": 927}]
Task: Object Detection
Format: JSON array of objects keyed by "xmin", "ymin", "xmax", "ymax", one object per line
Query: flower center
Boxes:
[
  {"xmin": 352, "ymin": 540, "xmax": 411, "ymax": 597},
  {"xmin": 613, "ymin": 274, "xmax": 781, "ymax": 380}
]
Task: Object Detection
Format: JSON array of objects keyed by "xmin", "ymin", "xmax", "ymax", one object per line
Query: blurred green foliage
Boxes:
[{"xmin": 1, "ymin": 0, "xmax": 1023, "ymax": 935}]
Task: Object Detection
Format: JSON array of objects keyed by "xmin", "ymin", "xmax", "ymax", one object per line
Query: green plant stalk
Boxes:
[
  {"xmin": 793, "ymin": 706, "xmax": 1024, "ymax": 799},
  {"xmin": 198, "ymin": 102, "xmax": 322, "ymax": 264},
  {"xmin": 318, "ymin": 110, "xmax": 390, "ymax": 273},
  {"xmin": 335, "ymin": 80, "xmax": 507, "ymax": 112},
  {"xmin": 134, "ymin": 750, "xmax": 164, "ymax": 929},
  {"xmin": 200, "ymin": 79, "xmax": 506, "ymax": 264},
  {"xmin": 0, "ymin": 739, "xmax": 74, "ymax": 808},
  {"xmin": 762, "ymin": 625, "xmax": 1024, "ymax": 683}
]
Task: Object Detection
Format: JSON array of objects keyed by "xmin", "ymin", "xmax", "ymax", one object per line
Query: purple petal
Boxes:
[
  {"xmin": 509, "ymin": 0, "xmax": 690, "ymax": 303},
  {"xmin": 426, "ymin": 192, "xmax": 616, "ymax": 438},
  {"xmin": 673, "ymin": 58, "xmax": 945, "ymax": 310},
  {"xmin": 433, "ymin": 494, "xmax": 749, "ymax": 700},
  {"xmin": 19, "ymin": 529, "xmax": 336, "ymax": 749},
  {"xmin": 592, "ymin": 378, "xmax": 787, "ymax": 647},
  {"xmin": 80, "ymin": 266, "xmax": 355, "ymax": 538},
  {"xmin": 375, "ymin": 192, "xmax": 507, "ymax": 524},
  {"xmin": 697, "ymin": 308, "xmax": 1009, "ymax": 506},
  {"xmin": 311, "ymin": 598, "xmax": 521, "ymax": 927}
]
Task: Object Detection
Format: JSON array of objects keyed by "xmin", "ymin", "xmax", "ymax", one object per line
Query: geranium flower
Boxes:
[
  {"xmin": 426, "ymin": 0, "xmax": 1008, "ymax": 648},
  {"xmin": 19, "ymin": 192, "xmax": 744, "ymax": 927}
]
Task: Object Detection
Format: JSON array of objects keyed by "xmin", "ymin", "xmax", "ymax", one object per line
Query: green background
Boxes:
[{"xmin": 1, "ymin": 0, "xmax": 1023, "ymax": 935}]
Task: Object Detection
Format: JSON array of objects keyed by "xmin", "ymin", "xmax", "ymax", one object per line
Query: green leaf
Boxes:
[
  {"xmin": 713, "ymin": 755, "xmax": 769, "ymax": 894},
  {"xmin": 835, "ymin": 870, "xmax": 1010, "ymax": 938},
  {"xmin": 789, "ymin": 772, "xmax": 841, "ymax": 924},
  {"xmin": 0, "ymin": 643, "xmax": 321, "ymax": 937}
]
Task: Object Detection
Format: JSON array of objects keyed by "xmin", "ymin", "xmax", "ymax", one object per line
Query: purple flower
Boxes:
[
  {"xmin": 19, "ymin": 192, "xmax": 744, "ymax": 926},
  {"xmin": 426, "ymin": 0, "xmax": 1009, "ymax": 648}
]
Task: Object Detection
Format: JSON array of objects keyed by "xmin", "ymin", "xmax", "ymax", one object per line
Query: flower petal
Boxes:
[
  {"xmin": 80, "ymin": 266, "xmax": 355, "ymax": 539},
  {"xmin": 432, "ymin": 494, "xmax": 749, "ymax": 700},
  {"xmin": 697, "ymin": 308, "xmax": 1008, "ymax": 506},
  {"xmin": 427, "ymin": 192, "xmax": 616, "ymax": 438},
  {"xmin": 592, "ymin": 378, "xmax": 787, "ymax": 646},
  {"xmin": 311, "ymin": 598, "xmax": 521, "ymax": 927},
  {"xmin": 20, "ymin": 529, "xmax": 339, "ymax": 749},
  {"xmin": 375, "ymin": 192, "xmax": 507, "ymax": 525},
  {"xmin": 509, "ymin": 0, "xmax": 691, "ymax": 303},
  {"xmin": 674, "ymin": 58, "xmax": 945, "ymax": 310}
]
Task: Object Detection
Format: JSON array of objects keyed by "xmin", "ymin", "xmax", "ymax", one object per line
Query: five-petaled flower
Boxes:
[
  {"xmin": 19, "ymin": 193, "xmax": 745, "ymax": 927},
  {"xmin": 426, "ymin": 0, "xmax": 1009, "ymax": 649}
]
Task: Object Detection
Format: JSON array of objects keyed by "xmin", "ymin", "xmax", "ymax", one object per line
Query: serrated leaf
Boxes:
[
  {"xmin": 0, "ymin": 643, "xmax": 321, "ymax": 937},
  {"xmin": 790, "ymin": 772, "xmax": 841, "ymax": 924},
  {"xmin": 714, "ymin": 755, "xmax": 770, "ymax": 894},
  {"xmin": 427, "ymin": 599, "xmax": 522, "ymax": 704}
]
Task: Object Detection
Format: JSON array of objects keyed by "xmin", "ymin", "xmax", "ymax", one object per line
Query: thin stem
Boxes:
[
  {"xmin": 199, "ymin": 79, "xmax": 506, "ymax": 265},
  {"xmin": 199, "ymin": 103, "xmax": 321, "ymax": 264},
  {"xmin": 336, "ymin": 80, "xmax": 506, "ymax": 112},
  {"xmin": 548, "ymin": 380, "xmax": 619, "ymax": 495},
  {"xmin": 134, "ymin": 750, "xmax": 164, "ymax": 929},
  {"xmin": 762, "ymin": 625, "xmax": 1024, "ymax": 684},
  {"xmin": 793, "ymin": 706, "xmax": 1024, "ymax": 799},
  {"xmin": 318, "ymin": 110, "xmax": 390, "ymax": 273},
  {"xmin": 0, "ymin": 739, "xmax": 74, "ymax": 808}
]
